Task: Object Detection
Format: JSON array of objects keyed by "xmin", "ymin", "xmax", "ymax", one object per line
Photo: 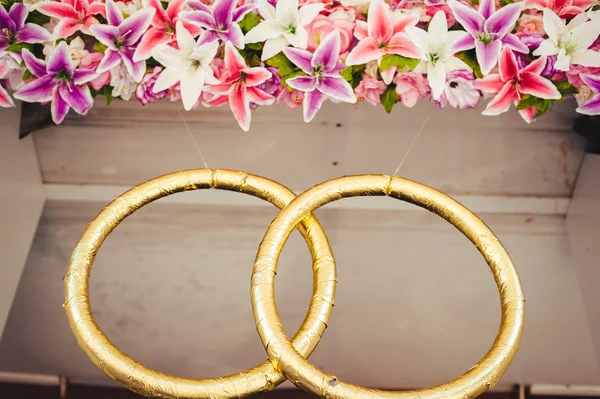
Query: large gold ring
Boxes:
[
  {"xmin": 65, "ymin": 169, "xmax": 336, "ymax": 399},
  {"xmin": 252, "ymin": 175, "xmax": 525, "ymax": 399}
]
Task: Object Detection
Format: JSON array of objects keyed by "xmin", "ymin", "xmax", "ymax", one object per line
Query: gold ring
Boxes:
[
  {"xmin": 252, "ymin": 175, "xmax": 525, "ymax": 399},
  {"xmin": 65, "ymin": 169, "xmax": 336, "ymax": 399}
]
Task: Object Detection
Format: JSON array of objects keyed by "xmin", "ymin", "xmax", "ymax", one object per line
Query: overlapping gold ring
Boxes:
[{"xmin": 65, "ymin": 169, "xmax": 525, "ymax": 399}]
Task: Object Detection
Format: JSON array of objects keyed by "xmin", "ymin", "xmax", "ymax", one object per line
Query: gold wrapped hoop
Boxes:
[
  {"xmin": 64, "ymin": 169, "xmax": 337, "ymax": 399},
  {"xmin": 252, "ymin": 175, "xmax": 525, "ymax": 399}
]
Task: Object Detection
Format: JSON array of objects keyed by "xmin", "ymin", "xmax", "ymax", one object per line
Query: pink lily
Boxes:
[
  {"xmin": 0, "ymin": 58, "xmax": 14, "ymax": 107},
  {"xmin": 14, "ymin": 42, "xmax": 97, "ymax": 124},
  {"xmin": 475, "ymin": 47, "xmax": 561, "ymax": 122},
  {"xmin": 133, "ymin": 0, "xmax": 203, "ymax": 62},
  {"xmin": 448, "ymin": 0, "xmax": 528, "ymax": 75},
  {"xmin": 524, "ymin": 0, "xmax": 597, "ymax": 19},
  {"xmin": 284, "ymin": 31, "xmax": 356, "ymax": 123},
  {"xmin": 576, "ymin": 74, "xmax": 600, "ymax": 115},
  {"xmin": 180, "ymin": 0, "xmax": 255, "ymax": 49},
  {"xmin": 346, "ymin": 0, "xmax": 420, "ymax": 84},
  {"xmin": 205, "ymin": 42, "xmax": 274, "ymax": 131},
  {"xmin": 89, "ymin": 0, "xmax": 155, "ymax": 82},
  {"xmin": 35, "ymin": 0, "xmax": 105, "ymax": 38},
  {"xmin": 0, "ymin": 3, "xmax": 50, "ymax": 53}
]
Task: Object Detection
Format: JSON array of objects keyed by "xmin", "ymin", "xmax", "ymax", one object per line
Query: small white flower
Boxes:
[
  {"xmin": 0, "ymin": 51, "xmax": 24, "ymax": 91},
  {"xmin": 405, "ymin": 10, "xmax": 471, "ymax": 100},
  {"xmin": 534, "ymin": 9, "xmax": 600, "ymax": 71},
  {"xmin": 116, "ymin": 0, "xmax": 143, "ymax": 17},
  {"xmin": 151, "ymin": 21, "xmax": 220, "ymax": 111},
  {"xmin": 244, "ymin": 0, "xmax": 324, "ymax": 60},
  {"xmin": 110, "ymin": 64, "xmax": 137, "ymax": 101},
  {"xmin": 574, "ymin": 85, "xmax": 593, "ymax": 107},
  {"xmin": 43, "ymin": 37, "xmax": 88, "ymax": 67}
]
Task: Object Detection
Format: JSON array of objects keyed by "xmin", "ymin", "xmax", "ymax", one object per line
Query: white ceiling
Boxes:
[{"xmin": 0, "ymin": 100, "xmax": 598, "ymax": 391}]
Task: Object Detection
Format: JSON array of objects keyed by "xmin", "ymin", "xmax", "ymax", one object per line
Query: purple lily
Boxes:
[
  {"xmin": 283, "ymin": 31, "xmax": 356, "ymax": 123},
  {"xmin": 0, "ymin": 3, "xmax": 50, "ymax": 53},
  {"xmin": 13, "ymin": 41, "xmax": 97, "ymax": 124},
  {"xmin": 448, "ymin": 0, "xmax": 528, "ymax": 75},
  {"xmin": 179, "ymin": 0, "xmax": 255, "ymax": 49},
  {"xmin": 576, "ymin": 74, "xmax": 600, "ymax": 116},
  {"xmin": 88, "ymin": 0, "xmax": 155, "ymax": 82}
]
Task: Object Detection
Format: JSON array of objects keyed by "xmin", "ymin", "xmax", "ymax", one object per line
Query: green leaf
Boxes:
[
  {"xmin": 516, "ymin": 94, "xmax": 539, "ymax": 110},
  {"xmin": 238, "ymin": 12, "xmax": 262, "ymax": 34},
  {"xmin": 93, "ymin": 41, "xmax": 108, "ymax": 53},
  {"xmin": 455, "ymin": 50, "xmax": 483, "ymax": 78},
  {"xmin": 103, "ymin": 86, "xmax": 114, "ymax": 105},
  {"xmin": 340, "ymin": 66, "xmax": 353, "ymax": 82},
  {"xmin": 554, "ymin": 80, "xmax": 578, "ymax": 97},
  {"xmin": 246, "ymin": 42, "xmax": 263, "ymax": 51},
  {"xmin": 265, "ymin": 53, "xmax": 297, "ymax": 77},
  {"xmin": 26, "ymin": 10, "xmax": 51, "ymax": 26},
  {"xmin": 6, "ymin": 42, "xmax": 34, "ymax": 53},
  {"xmin": 22, "ymin": 69, "xmax": 35, "ymax": 81},
  {"xmin": 381, "ymin": 86, "xmax": 398, "ymax": 113},
  {"xmin": 535, "ymin": 99, "xmax": 551, "ymax": 118},
  {"xmin": 500, "ymin": 0, "xmax": 514, "ymax": 5},
  {"xmin": 516, "ymin": 94, "xmax": 553, "ymax": 118},
  {"xmin": 379, "ymin": 54, "xmax": 419, "ymax": 72}
]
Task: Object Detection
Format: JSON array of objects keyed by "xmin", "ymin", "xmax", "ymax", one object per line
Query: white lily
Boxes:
[
  {"xmin": 151, "ymin": 21, "xmax": 220, "ymax": 111},
  {"xmin": 405, "ymin": 10, "xmax": 471, "ymax": 100},
  {"xmin": 533, "ymin": 8, "xmax": 600, "ymax": 71},
  {"xmin": 110, "ymin": 64, "xmax": 137, "ymax": 101},
  {"xmin": 244, "ymin": 0, "xmax": 324, "ymax": 60}
]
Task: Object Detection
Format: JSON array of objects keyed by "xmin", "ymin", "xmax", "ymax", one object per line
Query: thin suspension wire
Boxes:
[
  {"xmin": 179, "ymin": 110, "xmax": 210, "ymax": 169},
  {"xmin": 391, "ymin": 112, "xmax": 431, "ymax": 177}
]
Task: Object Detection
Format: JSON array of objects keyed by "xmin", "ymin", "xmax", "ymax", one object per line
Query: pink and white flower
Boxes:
[
  {"xmin": 355, "ymin": 75, "xmax": 386, "ymax": 106},
  {"xmin": 575, "ymin": 74, "xmax": 600, "ymax": 115},
  {"xmin": 393, "ymin": 71, "xmax": 430, "ymax": 108},
  {"xmin": 0, "ymin": 3, "xmax": 50, "ymax": 53},
  {"xmin": 524, "ymin": 0, "xmax": 597, "ymax": 19},
  {"xmin": 204, "ymin": 42, "xmax": 275, "ymax": 131},
  {"xmin": 35, "ymin": 0, "xmax": 105, "ymax": 38},
  {"xmin": 475, "ymin": 47, "xmax": 561, "ymax": 121},
  {"xmin": 306, "ymin": 10, "xmax": 356, "ymax": 55},
  {"xmin": 284, "ymin": 31, "xmax": 357, "ymax": 122},
  {"xmin": 79, "ymin": 52, "xmax": 111, "ymax": 90},
  {"xmin": 14, "ymin": 41, "xmax": 97, "ymax": 124},
  {"xmin": 136, "ymin": 65, "xmax": 169, "ymax": 104},
  {"xmin": 435, "ymin": 69, "xmax": 481, "ymax": 109}
]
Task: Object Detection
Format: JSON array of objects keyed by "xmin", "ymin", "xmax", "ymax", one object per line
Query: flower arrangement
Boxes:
[{"xmin": 1, "ymin": 0, "xmax": 599, "ymax": 131}]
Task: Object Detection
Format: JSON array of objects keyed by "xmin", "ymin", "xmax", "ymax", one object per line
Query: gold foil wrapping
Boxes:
[
  {"xmin": 64, "ymin": 169, "xmax": 336, "ymax": 399},
  {"xmin": 251, "ymin": 175, "xmax": 525, "ymax": 399}
]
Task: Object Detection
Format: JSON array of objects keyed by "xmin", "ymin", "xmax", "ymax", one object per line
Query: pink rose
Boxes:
[
  {"xmin": 136, "ymin": 66, "xmax": 169, "ymax": 105},
  {"xmin": 423, "ymin": 4, "xmax": 456, "ymax": 26},
  {"xmin": 517, "ymin": 14, "xmax": 545, "ymax": 36},
  {"xmin": 277, "ymin": 89, "xmax": 304, "ymax": 110},
  {"xmin": 566, "ymin": 65, "xmax": 600, "ymax": 88},
  {"xmin": 79, "ymin": 52, "xmax": 111, "ymax": 91},
  {"xmin": 393, "ymin": 72, "xmax": 430, "ymax": 108},
  {"xmin": 355, "ymin": 75, "xmax": 386, "ymax": 106},
  {"xmin": 307, "ymin": 12, "xmax": 355, "ymax": 55}
]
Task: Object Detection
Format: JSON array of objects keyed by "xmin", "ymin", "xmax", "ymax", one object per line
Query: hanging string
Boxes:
[
  {"xmin": 391, "ymin": 112, "xmax": 431, "ymax": 177},
  {"xmin": 179, "ymin": 110, "xmax": 210, "ymax": 169}
]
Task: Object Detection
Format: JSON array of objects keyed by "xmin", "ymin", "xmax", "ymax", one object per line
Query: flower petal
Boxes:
[
  {"xmin": 134, "ymin": 26, "xmax": 171, "ymax": 61},
  {"xmin": 576, "ymin": 94, "xmax": 600, "ymax": 115},
  {"xmin": 73, "ymin": 69, "xmax": 98, "ymax": 85},
  {"xmin": 498, "ymin": 47, "xmax": 518, "ymax": 82},
  {"xmin": 287, "ymin": 75, "xmax": 317, "ymax": 91},
  {"xmin": 303, "ymin": 89, "xmax": 324, "ymax": 122},
  {"xmin": 247, "ymin": 86, "xmax": 275, "ymax": 105},
  {"xmin": 484, "ymin": 2, "xmax": 523, "ymax": 38},
  {"xmin": 542, "ymin": 8, "xmax": 567, "ymax": 43},
  {"xmin": 518, "ymin": 106, "xmax": 537, "ymax": 124},
  {"xmin": 120, "ymin": 8, "xmax": 156, "ymax": 46},
  {"xmin": 213, "ymin": 0, "xmax": 236, "ymax": 28},
  {"xmin": 380, "ymin": 66, "xmax": 396, "ymax": 85},
  {"xmin": 405, "ymin": 26, "xmax": 429, "ymax": 60},
  {"xmin": 51, "ymin": 88, "xmax": 70, "ymax": 124},
  {"xmin": 180, "ymin": 10, "xmax": 215, "ymax": 29},
  {"xmin": 346, "ymin": 37, "xmax": 385, "ymax": 66},
  {"xmin": 367, "ymin": 0, "xmax": 393, "ymax": 43},
  {"xmin": 428, "ymin": 10, "xmax": 448, "ymax": 37},
  {"xmin": 14, "ymin": 74, "xmax": 55, "ymax": 103},
  {"xmin": 481, "ymin": 82, "xmax": 516, "ymax": 115},
  {"xmin": 0, "ymin": 6, "xmax": 15, "ymax": 33},
  {"xmin": 479, "ymin": 0, "xmax": 495, "ymax": 19},
  {"xmin": 475, "ymin": 73, "xmax": 505, "ymax": 93},
  {"xmin": 501, "ymin": 34, "xmax": 529, "ymax": 53},
  {"xmin": 48, "ymin": 41, "xmax": 74, "ymax": 76},
  {"xmin": 59, "ymin": 82, "xmax": 93, "ymax": 115},
  {"xmin": 222, "ymin": 23, "xmax": 245, "ymax": 49},
  {"xmin": 533, "ymin": 38, "xmax": 559, "ymax": 57},
  {"xmin": 153, "ymin": 67, "xmax": 181, "ymax": 93},
  {"xmin": 9, "ymin": 3, "xmax": 28, "ymax": 30},
  {"xmin": 0, "ymin": 84, "xmax": 15, "ymax": 108},
  {"xmin": 142, "ymin": 0, "xmax": 170, "ymax": 27},
  {"xmin": 166, "ymin": 0, "xmax": 187, "ymax": 21},
  {"xmin": 570, "ymin": 21, "xmax": 600, "ymax": 53},
  {"xmin": 298, "ymin": 3, "xmax": 324, "ymax": 25},
  {"xmin": 224, "ymin": 41, "xmax": 247, "ymax": 77},
  {"xmin": 284, "ymin": 24, "xmax": 307, "ymax": 48},
  {"xmin": 276, "ymin": 0, "xmax": 299, "ymax": 29},
  {"xmin": 387, "ymin": 32, "xmax": 423, "ymax": 59},
  {"xmin": 17, "ymin": 23, "xmax": 51, "ymax": 44},
  {"xmin": 519, "ymin": 72, "xmax": 561, "ymax": 99},
  {"xmin": 257, "ymin": 0, "xmax": 276, "ymax": 20},
  {"xmin": 317, "ymin": 76, "xmax": 356, "ymax": 103},
  {"xmin": 228, "ymin": 83, "xmax": 250, "ymax": 131},
  {"xmin": 105, "ymin": 0, "xmax": 123, "ymax": 26},
  {"xmin": 311, "ymin": 29, "xmax": 339, "ymax": 71},
  {"xmin": 21, "ymin": 48, "xmax": 47, "ymax": 78},
  {"xmin": 120, "ymin": 49, "xmax": 146, "ymax": 82},
  {"xmin": 175, "ymin": 20, "xmax": 195, "ymax": 53},
  {"xmin": 233, "ymin": 4, "xmax": 256, "ymax": 22},
  {"xmin": 283, "ymin": 47, "xmax": 314, "ymax": 74},
  {"xmin": 89, "ymin": 25, "xmax": 119, "ymax": 50},
  {"xmin": 97, "ymin": 49, "xmax": 122, "ymax": 74},
  {"xmin": 581, "ymin": 74, "xmax": 600, "ymax": 93},
  {"xmin": 428, "ymin": 64, "xmax": 446, "ymax": 100},
  {"xmin": 521, "ymin": 54, "xmax": 547, "ymax": 75},
  {"xmin": 452, "ymin": 33, "xmax": 476, "ymax": 53},
  {"xmin": 448, "ymin": 0, "xmax": 484, "ymax": 37},
  {"xmin": 35, "ymin": 2, "xmax": 78, "ymax": 19},
  {"xmin": 242, "ymin": 67, "xmax": 272, "ymax": 87},
  {"xmin": 260, "ymin": 36, "xmax": 289, "ymax": 60},
  {"xmin": 53, "ymin": 18, "xmax": 84, "ymax": 38},
  {"xmin": 476, "ymin": 39, "xmax": 502, "ymax": 75}
]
